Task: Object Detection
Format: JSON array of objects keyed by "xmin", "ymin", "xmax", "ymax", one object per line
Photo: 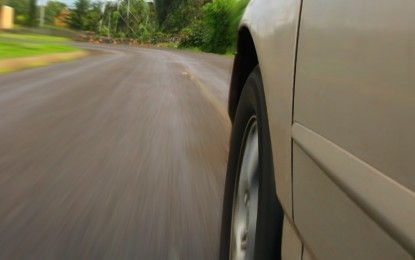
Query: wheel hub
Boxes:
[{"xmin": 230, "ymin": 118, "xmax": 259, "ymax": 260}]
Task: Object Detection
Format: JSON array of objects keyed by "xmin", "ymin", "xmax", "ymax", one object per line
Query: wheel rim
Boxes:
[{"xmin": 230, "ymin": 117, "xmax": 259, "ymax": 260}]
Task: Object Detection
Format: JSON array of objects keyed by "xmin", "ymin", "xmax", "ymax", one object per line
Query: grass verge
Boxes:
[
  {"xmin": 0, "ymin": 42, "xmax": 78, "ymax": 60},
  {"xmin": 0, "ymin": 32, "xmax": 86, "ymax": 74},
  {"xmin": 0, "ymin": 33, "xmax": 79, "ymax": 60},
  {"xmin": 0, "ymin": 32, "xmax": 71, "ymax": 42}
]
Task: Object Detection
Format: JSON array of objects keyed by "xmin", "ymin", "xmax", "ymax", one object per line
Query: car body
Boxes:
[{"xmin": 221, "ymin": 0, "xmax": 415, "ymax": 259}]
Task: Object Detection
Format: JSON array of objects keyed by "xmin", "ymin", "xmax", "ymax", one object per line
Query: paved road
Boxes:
[{"xmin": 0, "ymin": 44, "xmax": 233, "ymax": 259}]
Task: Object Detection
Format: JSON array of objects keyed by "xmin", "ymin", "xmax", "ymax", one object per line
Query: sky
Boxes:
[
  {"xmin": 59, "ymin": 0, "xmax": 75, "ymax": 6},
  {"xmin": 45, "ymin": 0, "xmax": 152, "ymax": 8},
  {"xmin": 54, "ymin": 0, "xmax": 117, "ymax": 8}
]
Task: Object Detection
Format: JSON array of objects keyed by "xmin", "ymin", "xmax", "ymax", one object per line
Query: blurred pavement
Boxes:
[{"xmin": 0, "ymin": 44, "xmax": 233, "ymax": 259}]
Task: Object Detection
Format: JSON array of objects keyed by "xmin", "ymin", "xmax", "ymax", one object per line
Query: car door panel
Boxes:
[
  {"xmin": 293, "ymin": 0, "xmax": 415, "ymax": 257},
  {"xmin": 292, "ymin": 123, "xmax": 414, "ymax": 258}
]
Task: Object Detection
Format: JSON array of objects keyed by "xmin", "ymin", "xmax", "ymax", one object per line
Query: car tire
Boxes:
[{"xmin": 220, "ymin": 66, "xmax": 284, "ymax": 260}]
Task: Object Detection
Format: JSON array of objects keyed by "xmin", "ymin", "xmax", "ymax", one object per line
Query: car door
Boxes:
[{"xmin": 292, "ymin": 0, "xmax": 415, "ymax": 258}]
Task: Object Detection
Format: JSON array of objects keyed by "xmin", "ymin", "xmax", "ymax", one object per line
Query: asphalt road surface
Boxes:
[{"xmin": 0, "ymin": 44, "xmax": 233, "ymax": 259}]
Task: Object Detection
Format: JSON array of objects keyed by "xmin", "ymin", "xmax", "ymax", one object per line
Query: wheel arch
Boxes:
[{"xmin": 228, "ymin": 26, "xmax": 259, "ymax": 123}]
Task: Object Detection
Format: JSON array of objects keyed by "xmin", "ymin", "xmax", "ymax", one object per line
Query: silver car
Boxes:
[{"xmin": 220, "ymin": 0, "xmax": 415, "ymax": 259}]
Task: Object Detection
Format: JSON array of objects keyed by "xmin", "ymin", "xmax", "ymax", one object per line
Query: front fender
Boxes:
[{"xmin": 230, "ymin": 0, "xmax": 303, "ymax": 221}]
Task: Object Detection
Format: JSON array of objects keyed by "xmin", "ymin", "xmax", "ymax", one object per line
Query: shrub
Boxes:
[
  {"xmin": 201, "ymin": 0, "xmax": 232, "ymax": 54},
  {"xmin": 178, "ymin": 21, "xmax": 204, "ymax": 48}
]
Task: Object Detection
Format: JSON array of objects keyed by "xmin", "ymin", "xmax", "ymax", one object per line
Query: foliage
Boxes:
[
  {"xmin": 84, "ymin": 2, "xmax": 103, "ymax": 31},
  {"xmin": 200, "ymin": 0, "xmax": 232, "ymax": 54},
  {"xmin": 68, "ymin": 0, "xmax": 91, "ymax": 30},
  {"xmin": 165, "ymin": 0, "xmax": 249, "ymax": 54},
  {"xmin": 45, "ymin": 1, "xmax": 67, "ymax": 25},
  {"xmin": 101, "ymin": 0, "xmax": 157, "ymax": 41},
  {"xmin": 154, "ymin": 0, "xmax": 176, "ymax": 25},
  {"xmin": 161, "ymin": 0, "xmax": 202, "ymax": 33},
  {"xmin": 27, "ymin": 0, "xmax": 38, "ymax": 27},
  {"xmin": 177, "ymin": 21, "xmax": 204, "ymax": 48},
  {"xmin": 100, "ymin": 25, "xmax": 110, "ymax": 36},
  {"xmin": 16, "ymin": 15, "xmax": 28, "ymax": 25},
  {"xmin": 67, "ymin": 0, "xmax": 103, "ymax": 32}
]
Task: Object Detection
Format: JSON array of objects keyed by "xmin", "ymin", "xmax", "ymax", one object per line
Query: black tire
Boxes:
[{"xmin": 220, "ymin": 66, "xmax": 284, "ymax": 260}]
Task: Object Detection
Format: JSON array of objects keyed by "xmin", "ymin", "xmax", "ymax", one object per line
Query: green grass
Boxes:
[
  {"xmin": 0, "ymin": 32, "xmax": 70, "ymax": 42},
  {"xmin": 0, "ymin": 42, "xmax": 78, "ymax": 60},
  {"xmin": 224, "ymin": 51, "xmax": 235, "ymax": 58},
  {"xmin": 0, "ymin": 32, "xmax": 78, "ymax": 60}
]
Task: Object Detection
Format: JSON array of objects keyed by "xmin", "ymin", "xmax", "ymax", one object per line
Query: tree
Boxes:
[
  {"xmin": 68, "ymin": 0, "xmax": 90, "ymax": 30},
  {"xmin": 83, "ymin": 1, "xmax": 102, "ymax": 31},
  {"xmin": 154, "ymin": 0, "xmax": 169, "ymax": 25},
  {"xmin": 161, "ymin": 0, "xmax": 203, "ymax": 33},
  {"xmin": 101, "ymin": 0, "xmax": 157, "ymax": 40},
  {"xmin": 27, "ymin": 0, "xmax": 37, "ymax": 27},
  {"xmin": 45, "ymin": 1, "xmax": 67, "ymax": 25}
]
